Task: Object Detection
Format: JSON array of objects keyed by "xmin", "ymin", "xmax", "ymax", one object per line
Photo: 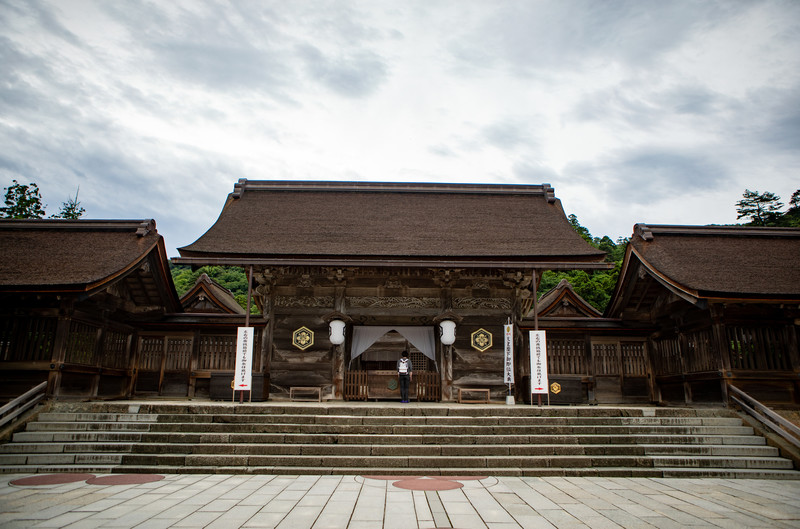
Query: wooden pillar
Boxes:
[
  {"xmin": 332, "ymin": 278, "xmax": 346, "ymax": 399},
  {"xmin": 787, "ymin": 322, "xmax": 800, "ymax": 404},
  {"xmin": 90, "ymin": 324, "xmax": 104, "ymax": 398},
  {"xmin": 438, "ymin": 271, "xmax": 454, "ymax": 402},
  {"xmin": 188, "ymin": 329, "xmax": 201, "ymax": 398},
  {"xmin": 643, "ymin": 338, "xmax": 659, "ymax": 404},
  {"xmin": 441, "ymin": 344, "xmax": 453, "ymax": 402},
  {"xmin": 676, "ymin": 322, "xmax": 692, "ymax": 404},
  {"xmin": 585, "ymin": 333, "xmax": 595, "ymax": 403},
  {"xmin": 709, "ymin": 304, "xmax": 731, "ymax": 404},
  {"xmin": 256, "ymin": 269, "xmax": 276, "ymax": 400},
  {"xmin": 126, "ymin": 331, "xmax": 140, "ymax": 398},
  {"xmin": 47, "ymin": 299, "xmax": 74, "ymax": 398}
]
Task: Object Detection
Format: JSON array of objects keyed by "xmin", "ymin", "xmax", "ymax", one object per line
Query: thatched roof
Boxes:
[
  {"xmin": 177, "ymin": 180, "xmax": 607, "ymax": 269},
  {"xmin": 607, "ymin": 224, "xmax": 800, "ymax": 315},
  {"xmin": 0, "ymin": 219, "xmax": 179, "ymax": 309},
  {"xmin": 180, "ymin": 273, "xmax": 246, "ymax": 314}
]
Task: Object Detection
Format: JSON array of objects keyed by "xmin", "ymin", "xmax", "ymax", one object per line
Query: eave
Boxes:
[{"xmin": 172, "ymin": 256, "xmax": 613, "ymax": 270}]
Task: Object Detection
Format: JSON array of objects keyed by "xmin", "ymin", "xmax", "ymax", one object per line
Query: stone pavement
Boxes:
[{"xmin": 1, "ymin": 473, "xmax": 799, "ymax": 528}]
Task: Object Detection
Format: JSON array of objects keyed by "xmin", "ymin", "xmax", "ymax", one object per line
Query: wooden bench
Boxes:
[
  {"xmin": 290, "ymin": 386, "xmax": 322, "ymax": 402},
  {"xmin": 457, "ymin": 388, "xmax": 491, "ymax": 404}
]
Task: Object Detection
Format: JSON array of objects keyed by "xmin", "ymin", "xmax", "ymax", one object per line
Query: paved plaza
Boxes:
[{"xmin": 0, "ymin": 473, "xmax": 799, "ymax": 528}]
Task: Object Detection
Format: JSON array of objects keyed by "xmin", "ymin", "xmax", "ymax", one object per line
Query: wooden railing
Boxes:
[
  {"xmin": 0, "ymin": 381, "xmax": 47, "ymax": 431},
  {"xmin": 728, "ymin": 384, "xmax": 800, "ymax": 450},
  {"xmin": 415, "ymin": 371, "xmax": 441, "ymax": 402},
  {"xmin": 344, "ymin": 370, "xmax": 368, "ymax": 401}
]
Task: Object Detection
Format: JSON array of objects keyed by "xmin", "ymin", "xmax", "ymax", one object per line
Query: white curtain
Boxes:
[{"xmin": 350, "ymin": 326, "xmax": 436, "ymax": 366}]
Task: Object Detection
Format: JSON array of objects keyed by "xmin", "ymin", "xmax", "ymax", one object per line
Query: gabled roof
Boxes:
[
  {"xmin": 176, "ymin": 180, "xmax": 608, "ymax": 269},
  {"xmin": 606, "ymin": 224, "xmax": 800, "ymax": 317},
  {"xmin": 535, "ymin": 279, "xmax": 602, "ymax": 318},
  {"xmin": 0, "ymin": 219, "xmax": 180, "ymax": 311},
  {"xmin": 180, "ymin": 273, "xmax": 246, "ymax": 314}
]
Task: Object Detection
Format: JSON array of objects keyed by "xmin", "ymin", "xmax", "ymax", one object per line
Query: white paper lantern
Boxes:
[
  {"xmin": 439, "ymin": 319, "xmax": 456, "ymax": 345},
  {"xmin": 329, "ymin": 319, "xmax": 346, "ymax": 345}
]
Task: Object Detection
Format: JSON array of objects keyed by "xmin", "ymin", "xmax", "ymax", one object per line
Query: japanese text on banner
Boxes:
[
  {"xmin": 503, "ymin": 324, "xmax": 514, "ymax": 384},
  {"xmin": 529, "ymin": 330, "xmax": 549, "ymax": 395},
  {"xmin": 234, "ymin": 327, "xmax": 254, "ymax": 391}
]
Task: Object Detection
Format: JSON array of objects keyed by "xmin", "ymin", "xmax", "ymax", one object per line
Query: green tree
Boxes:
[
  {"xmin": 790, "ymin": 189, "xmax": 800, "ymax": 209},
  {"xmin": 780, "ymin": 189, "xmax": 800, "ymax": 227},
  {"xmin": 537, "ymin": 215, "xmax": 628, "ymax": 312},
  {"xmin": 51, "ymin": 187, "xmax": 86, "ymax": 219},
  {"xmin": 1, "ymin": 180, "xmax": 46, "ymax": 218},
  {"xmin": 568, "ymin": 213, "xmax": 592, "ymax": 243},
  {"xmin": 736, "ymin": 189, "xmax": 784, "ymax": 226},
  {"xmin": 170, "ymin": 264, "xmax": 259, "ymax": 314}
]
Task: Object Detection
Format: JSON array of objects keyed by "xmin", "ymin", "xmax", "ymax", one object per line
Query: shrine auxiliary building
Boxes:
[{"xmin": 175, "ymin": 180, "xmax": 611, "ymax": 401}]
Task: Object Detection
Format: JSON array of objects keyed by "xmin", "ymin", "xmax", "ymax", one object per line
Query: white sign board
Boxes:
[
  {"xmin": 503, "ymin": 324, "xmax": 514, "ymax": 384},
  {"xmin": 234, "ymin": 327, "xmax": 254, "ymax": 391},
  {"xmin": 529, "ymin": 330, "xmax": 549, "ymax": 394}
]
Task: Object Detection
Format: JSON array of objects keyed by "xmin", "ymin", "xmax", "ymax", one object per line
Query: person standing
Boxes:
[{"xmin": 397, "ymin": 350, "xmax": 413, "ymax": 403}]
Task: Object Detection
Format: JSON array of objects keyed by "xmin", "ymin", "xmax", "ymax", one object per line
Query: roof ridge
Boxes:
[
  {"xmin": 0, "ymin": 219, "xmax": 156, "ymax": 236},
  {"xmin": 634, "ymin": 223, "xmax": 800, "ymax": 240},
  {"xmin": 231, "ymin": 179, "xmax": 556, "ymax": 201}
]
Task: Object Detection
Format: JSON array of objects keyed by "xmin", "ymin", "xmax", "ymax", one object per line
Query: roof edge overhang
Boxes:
[
  {"xmin": 629, "ymin": 246, "xmax": 702, "ymax": 305},
  {"xmin": 608, "ymin": 245, "xmax": 800, "ymax": 316},
  {"xmin": 172, "ymin": 256, "xmax": 613, "ymax": 270}
]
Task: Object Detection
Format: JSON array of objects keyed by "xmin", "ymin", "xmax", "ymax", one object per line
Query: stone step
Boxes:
[
  {"xmin": 640, "ymin": 444, "xmax": 779, "ymax": 457},
  {"xmin": 22, "ymin": 421, "xmax": 757, "ymax": 437},
  {"xmin": 34, "ymin": 412, "xmax": 745, "ymax": 427},
  {"xmin": 51, "ymin": 403, "xmax": 736, "ymax": 418},
  {"xmin": 0, "ymin": 453, "xmax": 123, "ymax": 466},
  {"xmin": 109, "ymin": 452, "xmax": 793, "ymax": 470},
  {"xmin": 8, "ymin": 430, "xmax": 766, "ymax": 447},
  {"xmin": 0, "ymin": 440, "xmax": 779, "ymax": 458},
  {"xmin": 1, "ymin": 462, "xmax": 798, "ymax": 480},
  {"xmin": 3, "ymin": 402, "xmax": 796, "ymax": 479},
  {"xmin": 1, "ymin": 441, "xmax": 777, "ymax": 460},
  {"xmin": 650, "ymin": 456, "xmax": 795, "ymax": 470},
  {"xmin": 0, "ymin": 442, "xmax": 135, "ymax": 454},
  {"xmin": 10, "ymin": 431, "xmax": 144, "ymax": 443}
]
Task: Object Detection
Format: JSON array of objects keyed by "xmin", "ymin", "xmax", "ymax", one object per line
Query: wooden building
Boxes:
[
  {"xmin": 520, "ymin": 279, "xmax": 653, "ymax": 405},
  {"xmin": 606, "ymin": 224, "xmax": 800, "ymax": 405},
  {"xmin": 175, "ymin": 180, "xmax": 611, "ymax": 401},
  {"xmin": 4, "ymin": 187, "xmax": 795, "ymax": 406},
  {"xmin": 0, "ymin": 219, "xmax": 179, "ymax": 399}
]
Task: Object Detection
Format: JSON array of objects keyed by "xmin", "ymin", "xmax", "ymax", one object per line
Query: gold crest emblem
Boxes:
[
  {"xmin": 470, "ymin": 328, "xmax": 493, "ymax": 352},
  {"xmin": 292, "ymin": 327, "xmax": 314, "ymax": 350},
  {"xmin": 550, "ymin": 382, "xmax": 562, "ymax": 394}
]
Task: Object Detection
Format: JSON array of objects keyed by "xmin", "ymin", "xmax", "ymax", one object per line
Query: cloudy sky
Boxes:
[{"xmin": 2, "ymin": 0, "xmax": 799, "ymax": 256}]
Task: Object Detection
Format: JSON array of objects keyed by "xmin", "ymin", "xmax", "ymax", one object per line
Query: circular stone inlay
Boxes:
[
  {"xmin": 392, "ymin": 478, "xmax": 464, "ymax": 491},
  {"xmin": 86, "ymin": 474, "xmax": 165, "ymax": 486},
  {"xmin": 430, "ymin": 476, "xmax": 488, "ymax": 481},
  {"xmin": 10, "ymin": 473, "xmax": 96, "ymax": 486}
]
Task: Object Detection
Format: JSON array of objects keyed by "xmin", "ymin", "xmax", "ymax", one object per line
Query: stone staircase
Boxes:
[{"xmin": 1, "ymin": 401, "xmax": 799, "ymax": 479}]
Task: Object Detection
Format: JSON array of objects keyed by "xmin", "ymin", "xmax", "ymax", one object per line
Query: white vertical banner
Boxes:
[
  {"xmin": 234, "ymin": 327, "xmax": 254, "ymax": 391},
  {"xmin": 503, "ymin": 324, "xmax": 514, "ymax": 384},
  {"xmin": 529, "ymin": 330, "xmax": 549, "ymax": 395}
]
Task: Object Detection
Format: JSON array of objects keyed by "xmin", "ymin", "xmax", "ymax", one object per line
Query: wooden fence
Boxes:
[{"xmin": 344, "ymin": 370, "xmax": 368, "ymax": 401}]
